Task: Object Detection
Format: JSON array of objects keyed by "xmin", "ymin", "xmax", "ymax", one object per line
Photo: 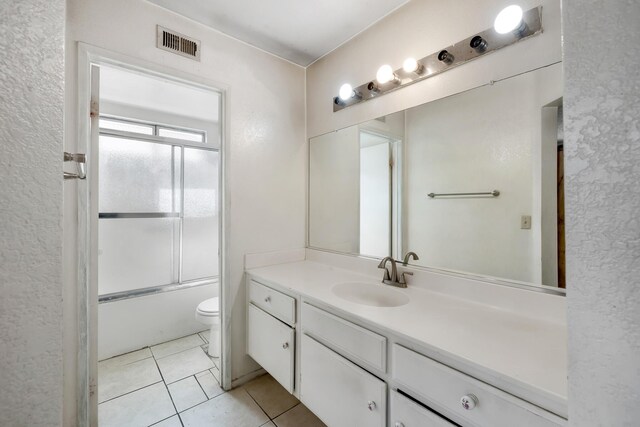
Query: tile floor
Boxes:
[{"xmin": 98, "ymin": 332, "xmax": 325, "ymax": 427}]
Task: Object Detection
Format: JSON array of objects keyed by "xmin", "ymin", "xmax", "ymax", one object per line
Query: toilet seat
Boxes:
[{"xmin": 196, "ymin": 297, "xmax": 219, "ymax": 317}]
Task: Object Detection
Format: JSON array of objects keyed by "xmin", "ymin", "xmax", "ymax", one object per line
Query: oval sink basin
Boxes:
[{"xmin": 332, "ymin": 282, "xmax": 410, "ymax": 307}]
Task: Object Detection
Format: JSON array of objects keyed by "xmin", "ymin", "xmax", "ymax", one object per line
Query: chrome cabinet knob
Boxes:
[
  {"xmin": 264, "ymin": 296, "xmax": 271, "ymax": 303},
  {"xmin": 367, "ymin": 401, "xmax": 376, "ymax": 411},
  {"xmin": 394, "ymin": 423, "xmax": 405, "ymax": 427},
  {"xmin": 282, "ymin": 342, "xmax": 289, "ymax": 349},
  {"xmin": 460, "ymin": 394, "xmax": 478, "ymax": 410}
]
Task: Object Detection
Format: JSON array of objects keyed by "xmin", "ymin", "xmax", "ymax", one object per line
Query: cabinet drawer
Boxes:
[
  {"xmin": 249, "ymin": 280, "xmax": 295, "ymax": 325},
  {"xmin": 302, "ymin": 303, "xmax": 386, "ymax": 372},
  {"xmin": 390, "ymin": 390, "xmax": 456, "ymax": 427},
  {"xmin": 392, "ymin": 345, "xmax": 564, "ymax": 427},
  {"xmin": 300, "ymin": 334, "xmax": 386, "ymax": 427},
  {"xmin": 247, "ymin": 304, "xmax": 294, "ymax": 392}
]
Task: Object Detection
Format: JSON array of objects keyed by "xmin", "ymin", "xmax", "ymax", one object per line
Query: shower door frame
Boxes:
[
  {"xmin": 97, "ymin": 116, "xmax": 219, "ymax": 303},
  {"xmin": 75, "ymin": 43, "xmax": 230, "ymax": 426}
]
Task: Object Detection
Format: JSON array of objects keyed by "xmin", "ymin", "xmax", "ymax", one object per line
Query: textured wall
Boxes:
[
  {"xmin": 563, "ymin": 0, "xmax": 640, "ymax": 425},
  {"xmin": 0, "ymin": 0, "xmax": 65, "ymax": 426}
]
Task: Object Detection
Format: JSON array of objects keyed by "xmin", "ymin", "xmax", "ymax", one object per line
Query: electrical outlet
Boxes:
[{"xmin": 521, "ymin": 215, "xmax": 532, "ymax": 229}]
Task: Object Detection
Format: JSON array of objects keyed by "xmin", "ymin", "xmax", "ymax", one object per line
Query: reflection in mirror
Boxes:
[
  {"xmin": 359, "ymin": 132, "xmax": 390, "ymax": 258},
  {"xmin": 309, "ymin": 112, "xmax": 404, "ymax": 259},
  {"xmin": 308, "ymin": 63, "xmax": 565, "ymax": 289}
]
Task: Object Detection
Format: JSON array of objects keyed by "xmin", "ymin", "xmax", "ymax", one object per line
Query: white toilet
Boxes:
[{"xmin": 195, "ymin": 297, "xmax": 220, "ymax": 357}]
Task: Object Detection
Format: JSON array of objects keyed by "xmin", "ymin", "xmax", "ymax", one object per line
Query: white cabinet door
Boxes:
[
  {"xmin": 390, "ymin": 390, "xmax": 455, "ymax": 427},
  {"xmin": 300, "ymin": 334, "xmax": 386, "ymax": 427},
  {"xmin": 247, "ymin": 304, "xmax": 294, "ymax": 392}
]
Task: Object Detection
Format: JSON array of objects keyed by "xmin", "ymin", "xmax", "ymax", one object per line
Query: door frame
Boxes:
[
  {"xmin": 75, "ymin": 43, "xmax": 231, "ymax": 425},
  {"xmin": 357, "ymin": 127, "xmax": 404, "ymax": 259}
]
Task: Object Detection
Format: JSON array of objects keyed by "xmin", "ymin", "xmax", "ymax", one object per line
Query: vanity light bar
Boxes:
[{"xmin": 333, "ymin": 6, "xmax": 543, "ymax": 112}]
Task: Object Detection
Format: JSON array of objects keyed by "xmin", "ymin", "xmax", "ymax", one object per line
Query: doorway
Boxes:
[
  {"xmin": 358, "ymin": 130, "xmax": 393, "ymax": 259},
  {"xmin": 72, "ymin": 46, "xmax": 226, "ymax": 426}
]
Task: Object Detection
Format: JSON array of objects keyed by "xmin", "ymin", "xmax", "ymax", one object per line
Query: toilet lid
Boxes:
[{"xmin": 197, "ymin": 297, "xmax": 219, "ymax": 315}]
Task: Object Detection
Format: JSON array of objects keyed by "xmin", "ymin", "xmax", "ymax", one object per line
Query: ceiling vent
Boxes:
[{"xmin": 157, "ymin": 26, "xmax": 201, "ymax": 61}]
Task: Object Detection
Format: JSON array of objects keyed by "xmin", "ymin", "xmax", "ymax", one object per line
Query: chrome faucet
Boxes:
[{"xmin": 378, "ymin": 256, "xmax": 413, "ymax": 288}]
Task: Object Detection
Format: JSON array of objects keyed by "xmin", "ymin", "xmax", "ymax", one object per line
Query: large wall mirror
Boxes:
[{"xmin": 309, "ymin": 63, "xmax": 565, "ymax": 290}]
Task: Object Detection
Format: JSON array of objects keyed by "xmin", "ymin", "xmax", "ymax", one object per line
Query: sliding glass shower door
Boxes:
[{"xmin": 97, "ymin": 118, "xmax": 219, "ymax": 301}]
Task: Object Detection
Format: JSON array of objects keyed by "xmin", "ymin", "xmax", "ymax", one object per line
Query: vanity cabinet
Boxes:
[
  {"xmin": 390, "ymin": 390, "xmax": 456, "ymax": 427},
  {"xmin": 246, "ymin": 270, "xmax": 566, "ymax": 427},
  {"xmin": 246, "ymin": 280, "xmax": 295, "ymax": 393},
  {"xmin": 392, "ymin": 345, "xmax": 564, "ymax": 427},
  {"xmin": 300, "ymin": 334, "xmax": 387, "ymax": 427},
  {"xmin": 249, "ymin": 279, "xmax": 295, "ymax": 325},
  {"xmin": 302, "ymin": 302, "xmax": 386, "ymax": 373}
]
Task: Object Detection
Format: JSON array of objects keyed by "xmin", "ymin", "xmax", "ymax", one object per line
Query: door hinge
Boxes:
[{"xmin": 64, "ymin": 152, "xmax": 87, "ymax": 180}]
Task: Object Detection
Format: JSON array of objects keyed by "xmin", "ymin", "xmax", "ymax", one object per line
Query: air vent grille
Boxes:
[{"xmin": 157, "ymin": 26, "xmax": 201, "ymax": 61}]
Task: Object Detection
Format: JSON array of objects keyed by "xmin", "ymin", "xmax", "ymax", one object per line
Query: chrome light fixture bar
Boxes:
[{"xmin": 333, "ymin": 6, "xmax": 543, "ymax": 112}]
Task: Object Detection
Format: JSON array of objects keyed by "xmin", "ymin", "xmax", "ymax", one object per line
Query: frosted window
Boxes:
[
  {"xmin": 182, "ymin": 217, "xmax": 219, "ymax": 280},
  {"xmin": 183, "ymin": 148, "xmax": 218, "ymax": 217},
  {"xmin": 99, "ymin": 118, "xmax": 154, "ymax": 135},
  {"xmin": 159, "ymin": 127, "xmax": 205, "ymax": 142},
  {"xmin": 182, "ymin": 148, "xmax": 219, "ymax": 280},
  {"xmin": 98, "ymin": 218, "xmax": 177, "ymax": 295},
  {"xmin": 99, "ymin": 136, "xmax": 176, "ymax": 213}
]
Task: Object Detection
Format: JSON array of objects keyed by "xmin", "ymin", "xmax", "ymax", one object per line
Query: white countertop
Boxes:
[{"xmin": 247, "ymin": 259, "xmax": 567, "ymax": 418}]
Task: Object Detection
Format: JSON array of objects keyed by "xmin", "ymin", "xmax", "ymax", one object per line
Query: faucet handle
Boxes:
[{"xmin": 398, "ymin": 271, "xmax": 413, "ymax": 285}]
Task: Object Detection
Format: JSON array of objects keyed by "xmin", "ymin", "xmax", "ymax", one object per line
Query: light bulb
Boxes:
[
  {"xmin": 338, "ymin": 83, "xmax": 354, "ymax": 101},
  {"xmin": 494, "ymin": 5, "xmax": 524, "ymax": 34},
  {"xmin": 402, "ymin": 58, "xmax": 419, "ymax": 73},
  {"xmin": 376, "ymin": 64, "xmax": 396, "ymax": 84}
]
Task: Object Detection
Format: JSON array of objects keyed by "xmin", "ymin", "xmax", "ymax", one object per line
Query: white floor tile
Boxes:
[
  {"xmin": 151, "ymin": 334, "xmax": 205, "ymax": 359},
  {"xmin": 99, "ymin": 347, "xmax": 152, "ymax": 368},
  {"xmin": 195, "ymin": 370, "xmax": 224, "ymax": 399},
  {"xmin": 151, "ymin": 415, "xmax": 182, "ymax": 427},
  {"xmin": 167, "ymin": 376, "xmax": 207, "ymax": 412},
  {"xmin": 180, "ymin": 388, "xmax": 269, "ymax": 427},
  {"xmin": 157, "ymin": 346, "xmax": 214, "ymax": 384},
  {"xmin": 98, "ymin": 382, "xmax": 175, "ymax": 427},
  {"xmin": 198, "ymin": 331, "xmax": 209, "ymax": 343},
  {"xmin": 98, "ymin": 357, "xmax": 162, "ymax": 403}
]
